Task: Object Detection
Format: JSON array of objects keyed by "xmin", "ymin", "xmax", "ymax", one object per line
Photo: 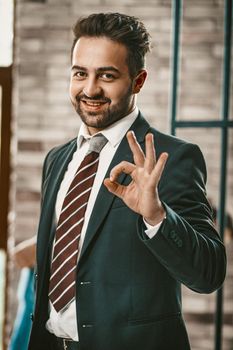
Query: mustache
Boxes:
[{"xmin": 76, "ymin": 93, "xmax": 111, "ymax": 103}]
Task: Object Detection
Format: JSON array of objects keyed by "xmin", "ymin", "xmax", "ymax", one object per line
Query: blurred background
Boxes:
[{"xmin": 0, "ymin": 0, "xmax": 232, "ymax": 349}]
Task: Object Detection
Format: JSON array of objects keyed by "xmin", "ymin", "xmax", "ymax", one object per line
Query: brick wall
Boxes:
[{"xmin": 8, "ymin": 0, "xmax": 232, "ymax": 348}]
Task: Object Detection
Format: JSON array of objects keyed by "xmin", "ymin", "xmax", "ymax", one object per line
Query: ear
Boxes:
[{"xmin": 132, "ymin": 70, "xmax": 147, "ymax": 94}]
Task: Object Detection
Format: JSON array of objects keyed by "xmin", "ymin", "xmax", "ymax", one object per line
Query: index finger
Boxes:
[{"xmin": 127, "ymin": 131, "xmax": 145, "ymax": 166}]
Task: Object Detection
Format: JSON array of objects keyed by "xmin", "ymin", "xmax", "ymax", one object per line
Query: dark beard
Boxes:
[{"xmin": 75, "ymin": 84, "xmax": 134, "ymax": 130}]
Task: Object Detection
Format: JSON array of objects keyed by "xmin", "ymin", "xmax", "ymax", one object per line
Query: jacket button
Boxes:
[
  {"xmin": 30, "ymin": 313, "xmax": 34, "ymax": 321},
  {"xmin": 170, "ymin": 230, "xmax": 176, "ymax": 239},
  {"xmin": 177, "ymin": 239, "xmax": 183, "ymax": 248},
  {"xmin": 82, "ymin": 324, "xmax": 93, "ymax": 328}
]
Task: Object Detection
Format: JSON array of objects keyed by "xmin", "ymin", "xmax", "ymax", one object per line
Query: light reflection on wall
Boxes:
[{"xmin": 0, "ymin": 0, "xmax": 13, "ymax": 66}]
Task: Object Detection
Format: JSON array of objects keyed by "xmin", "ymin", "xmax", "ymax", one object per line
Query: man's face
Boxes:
[{"xmin": 69, "ymin": 36, "xmax": 146, "ymax": 135}]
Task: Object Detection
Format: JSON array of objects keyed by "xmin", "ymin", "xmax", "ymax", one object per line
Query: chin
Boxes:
[{"xmin": 81, "ymin": 116, "xmax": 106, "ymax": 128}]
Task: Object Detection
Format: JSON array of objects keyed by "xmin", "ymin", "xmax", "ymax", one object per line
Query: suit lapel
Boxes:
[
  {"xmin": 37, "ymin": 139, "xmax": 77, "ymax": 268},
  {"xmin": 79, "ymin": 113, "xmax": 150, "ymax": 262}
]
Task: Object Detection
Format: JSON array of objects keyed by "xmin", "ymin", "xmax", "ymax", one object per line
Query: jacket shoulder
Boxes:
[
  {"xmin": 136, "ymin": 112, "xmax": 202, "ymax": 156},
  {"xmin": 47, "ymin": 137, "xmax": 76, "ymax": 161},
  {"xmin": 42, "ymin": 138, "xmax": 76, "ymax": 181},
  {"xmin": 149, "ymin": 127, "xmax": 190, "ymax": 149}
]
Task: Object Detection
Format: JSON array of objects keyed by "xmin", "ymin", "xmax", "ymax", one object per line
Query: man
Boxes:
[{"xmin": 28, "ymin": 13, "xmax": 226, "ymax": 350}]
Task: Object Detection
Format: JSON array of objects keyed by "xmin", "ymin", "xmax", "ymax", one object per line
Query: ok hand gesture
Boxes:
[{"xmin": 104, "ymin": 131, "xmax": 168, "ymax": 226}]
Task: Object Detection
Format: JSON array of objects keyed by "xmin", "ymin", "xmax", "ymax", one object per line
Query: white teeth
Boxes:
[{"xmin": 83, "ymin": 101, "xmax": 104, "ymax": 106}]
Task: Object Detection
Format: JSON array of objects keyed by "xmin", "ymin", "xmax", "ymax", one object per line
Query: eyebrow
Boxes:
[{"xmin": 71, "ymin": 65, "xmax": 120, "ymax": 74}]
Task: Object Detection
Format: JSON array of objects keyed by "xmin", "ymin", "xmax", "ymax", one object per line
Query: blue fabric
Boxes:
[{"xmin": 9, "ymin": 268, "xmax": 34, "ymax": 350}]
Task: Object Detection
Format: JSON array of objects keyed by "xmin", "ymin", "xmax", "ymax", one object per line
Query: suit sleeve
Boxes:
[{"xmin": 137, "ymin": 142, "xmax": 226, "ymax": 294}]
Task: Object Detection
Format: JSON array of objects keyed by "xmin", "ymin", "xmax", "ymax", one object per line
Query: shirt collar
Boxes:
[{"xmin": 77, "ymin": 107, "xmax": 139, "ymax": 149}]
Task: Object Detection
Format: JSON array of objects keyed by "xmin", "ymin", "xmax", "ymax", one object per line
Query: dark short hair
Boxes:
[{"xmin": 71, "ymin": 12, "xmax": 151, "ymax": 78}]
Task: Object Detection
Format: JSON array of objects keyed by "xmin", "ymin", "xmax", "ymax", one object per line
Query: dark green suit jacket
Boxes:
[{"xmin": 28, "ymin": 113, "xmax": 226, "ymax": 350}]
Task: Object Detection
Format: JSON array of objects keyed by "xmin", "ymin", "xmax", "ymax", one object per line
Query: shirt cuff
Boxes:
[{"xmin": 143, "ymin": 218, "xmax": 163, "ymax": 239}]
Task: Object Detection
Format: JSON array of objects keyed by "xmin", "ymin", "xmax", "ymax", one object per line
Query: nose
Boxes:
[{"xmin": 83, "ymin": 77, "xmax": 102, "ymax": 98}]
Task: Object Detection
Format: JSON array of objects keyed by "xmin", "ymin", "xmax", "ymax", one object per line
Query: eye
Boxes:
[
  {"xmin": 100, "ymin": 73, "xmax": 116, "ymax": 81},
  {"xmin": 73, "ymin": 71, "xmax": 87, "ymax": 79}
]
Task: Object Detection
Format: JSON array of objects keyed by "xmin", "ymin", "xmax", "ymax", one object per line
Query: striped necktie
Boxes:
[{"xmin": 49, "ymin": 134, "xmax": 107, "ymax": 312}]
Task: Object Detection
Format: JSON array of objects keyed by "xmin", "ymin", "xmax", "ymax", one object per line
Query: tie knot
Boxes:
[{"xmin": 87, "ymin": 134, "xmax": 108, "ymax": 154}]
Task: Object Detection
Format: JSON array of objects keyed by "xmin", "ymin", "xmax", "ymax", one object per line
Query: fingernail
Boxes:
[{"xmin": 129, "ymin": 130, "xmax": 134, "ymax": 136}]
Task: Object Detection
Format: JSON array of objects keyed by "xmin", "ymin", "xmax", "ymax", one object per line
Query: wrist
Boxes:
[{"xmin": 144, "ymin": 206, "xmax": 166, "ymax": 226}]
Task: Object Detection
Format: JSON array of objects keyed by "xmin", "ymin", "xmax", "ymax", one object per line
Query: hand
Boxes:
[{"xmin": 104, "ymin": 131, "xmax": 168, "ymax": 225}]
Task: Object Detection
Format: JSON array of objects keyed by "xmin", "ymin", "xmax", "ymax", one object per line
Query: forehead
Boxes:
[{"xmin": 72, "ymin": 36, "xmax": 129, "ymax": 73}]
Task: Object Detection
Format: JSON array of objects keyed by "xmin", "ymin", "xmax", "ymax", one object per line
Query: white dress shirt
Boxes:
[{"xmin": 46, "ymin": 107, "xmax": 162, "ymax": 340}]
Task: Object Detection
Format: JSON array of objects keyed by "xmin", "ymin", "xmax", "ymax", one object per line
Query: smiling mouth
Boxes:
[
  {"xmin": 81, "ymin": 100, "xmax": 109, "ymax": 110},
  {"xmin": 83, "ymin": 100, "xmax": 106, "ymax": 106}
]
